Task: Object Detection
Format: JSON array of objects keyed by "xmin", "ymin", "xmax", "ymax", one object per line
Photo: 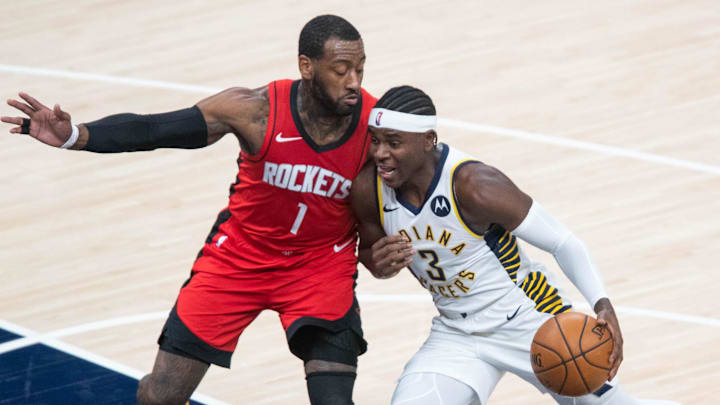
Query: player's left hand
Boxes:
[
  {"xmin": 594, "ymin": 297, "xmax": 623, "ymax": 380},
  {"xmin": 369, "ymin": 234, "xmax": 415, "ymax": 279},
  {"xmin": 2, "ymin": 92, "xmax": 75, "ymax": 148}
]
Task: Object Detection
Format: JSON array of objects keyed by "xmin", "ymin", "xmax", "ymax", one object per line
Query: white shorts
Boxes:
[{"xmin": 397, "ymin": 305, "xmax": 616, "ymax": 404}]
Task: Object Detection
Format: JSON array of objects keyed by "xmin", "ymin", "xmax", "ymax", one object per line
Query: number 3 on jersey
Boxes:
[
  {"xmin": 290, "ymin": 202, "xmax": 308, "ymax": 235},
  {"xmin": 418, "ymin": 249, "xmax": 446, "ymax": 281}
]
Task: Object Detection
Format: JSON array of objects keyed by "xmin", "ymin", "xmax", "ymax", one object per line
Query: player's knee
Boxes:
[
  {"xmin": 137, "ymin": 373, "xmax": 190, "ymax": 405},
  {"xmin": 293, "ymin": 327, "xmax": 363, "ymax": 404},
  {"xmin": 306, "ymin": 370, "xmax": 356, "ymax": 405},
  {"xmin": 392, "ymin": 373, "xmax": 480, "ymax": 405},
  {"xmin": 292, "ymin": 327, "xmax": 364, "ymax": 368}
]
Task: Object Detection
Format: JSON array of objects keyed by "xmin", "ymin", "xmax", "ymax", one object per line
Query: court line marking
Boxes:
[
  {"xmin": 359, "ymin": 295, "xmax": 720, "ymax": 328},
  {"xmin": 0, "ymin": 64, "xmax": 219, "ymax": 94},
  {"xmin": 438, "ymin": 118, "xmax": 720, "ymax": 176},
  {"xmin": 2, "ymin": 63, "xmax": 719, "ymax": 176},
  {"xmin": 0, "ymin": 318, "xmax": 229, "ymax": 405},
  {"xmin": 0, "ymin": 293, "xmax": 717, "ymax": 357},
  {"xmin": 0, "ymin": 296, "xmax": 715, "ymax": 404}
]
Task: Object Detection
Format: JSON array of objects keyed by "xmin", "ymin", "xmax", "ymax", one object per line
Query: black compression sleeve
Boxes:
[
  {"xmin": 84, "ymin": 105, "xmax": 208, "ymax": 153},
  {"xmin": 306, "ymin": 372, "xmax": 356, "ymax": 405}
]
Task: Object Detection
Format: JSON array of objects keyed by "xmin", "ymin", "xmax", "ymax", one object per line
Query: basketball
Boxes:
[{"xmin": 530, "ymin": 312, "xmax": 612, "ymax": 397}]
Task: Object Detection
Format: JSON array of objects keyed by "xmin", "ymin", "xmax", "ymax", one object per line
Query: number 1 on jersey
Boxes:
[{"xmin": 290, "ymin": 202, "xmax": 308, "ymax": 235}]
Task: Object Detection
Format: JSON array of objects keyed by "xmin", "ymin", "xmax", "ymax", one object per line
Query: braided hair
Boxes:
[
  {"xmin": 299, "ymin": 15, "xmax": 361, "ymax": 59},
  {"xmin": 374, "ymin": 85, "xmax": 436, "ymax": 116}
]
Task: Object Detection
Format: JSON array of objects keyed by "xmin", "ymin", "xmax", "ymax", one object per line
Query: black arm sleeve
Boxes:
[{"xmin": 84, "ymin": 105, "xmax": 208, "ymax": 153}]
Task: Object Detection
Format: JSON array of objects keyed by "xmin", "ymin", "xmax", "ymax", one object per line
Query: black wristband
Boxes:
[{"xmin": 84, "ymin": 105, "xmax": 208, "ymax": 153}]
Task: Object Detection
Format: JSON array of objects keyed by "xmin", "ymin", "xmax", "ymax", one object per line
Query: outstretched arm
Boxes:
[
  {"xmin": 2, "ymin": 87, "xmax": 268, "ymax": 153},
  {"xmin": 511, "ymin": 200, "xmax": 622, "ymax": 379},
  {"xmin": 454, "ymin": 162, "xmax": 622, "ymax": 379},
  {"xmin": 351, "ymin": 163, "xmax": 414, "ymax": 279}
]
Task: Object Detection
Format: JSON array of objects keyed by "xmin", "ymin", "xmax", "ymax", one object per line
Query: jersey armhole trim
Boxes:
[
  {"xmin": 375, "ymin": 173, "xmax": 384, "ymax": 228},
  {"xmin": 450, "ymin": 159, "xmax": 484, "ymax": 239}
]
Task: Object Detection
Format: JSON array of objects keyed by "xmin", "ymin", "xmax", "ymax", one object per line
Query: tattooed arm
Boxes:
[
  {"xmin": 195, "ymin": 86, "xmax": 270, "ymax": 154},
  {"xmin": 2, "ymin": 86, "xmax": 270, "ymax": 153}
]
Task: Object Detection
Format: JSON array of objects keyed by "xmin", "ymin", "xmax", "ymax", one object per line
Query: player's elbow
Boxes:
[{"xmin": 552, "ymin": 232, "xmax": 585, "ymax": 257}]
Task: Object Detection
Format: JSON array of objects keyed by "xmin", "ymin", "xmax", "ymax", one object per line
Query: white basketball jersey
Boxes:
[{"xmin": 376, "ymin": 144, "xmax": 571, "ymax": 332}]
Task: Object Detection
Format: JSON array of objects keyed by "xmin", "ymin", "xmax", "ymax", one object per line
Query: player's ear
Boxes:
[
  {"xmin": 299, "ymin": 55, "xmax": 314, "ymax": 80},
  {"xmin": 423, "ymin": 130, "xmax": 437, "ymax": 151}
]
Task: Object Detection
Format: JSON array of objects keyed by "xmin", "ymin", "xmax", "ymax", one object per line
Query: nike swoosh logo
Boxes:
[
  {"xmin": 506, "ymin": 305, "xmax": 521, "ymax": 321},
  {"xmin": 333, "ymin": 239, "xmax": 354, "ymax": 253},
  {"xmin": 383, "ymin": 205, "xmax": 398, "ymax": 212},
  {"xmin": 275, "ymin": 132, "xmax": 303, "ymax": 143}
]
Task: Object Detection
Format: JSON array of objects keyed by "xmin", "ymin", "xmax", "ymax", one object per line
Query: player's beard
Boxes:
[{"xmin": 310, "ymin": 76, "xmax": 356, "ymax": 117}]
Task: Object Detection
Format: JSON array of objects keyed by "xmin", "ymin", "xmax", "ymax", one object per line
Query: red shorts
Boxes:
[{"xmin": 157, "ymin": 215, "xmax": 363, "ymax": 367}]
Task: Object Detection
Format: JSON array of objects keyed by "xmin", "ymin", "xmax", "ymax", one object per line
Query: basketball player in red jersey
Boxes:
[{"xmin": 2, "ymin": 15, "xmax": 375, "ymax": 405}]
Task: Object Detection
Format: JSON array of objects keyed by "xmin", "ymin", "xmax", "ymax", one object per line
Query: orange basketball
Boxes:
[{"xmin": 530, "ymin": 312, "xmax": 612, "ymax": 397}]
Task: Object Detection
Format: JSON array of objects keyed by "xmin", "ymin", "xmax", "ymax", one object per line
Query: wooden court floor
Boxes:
[{"xmin": 1, "ymin": 1, "xmax": 718, "ymax": 404}]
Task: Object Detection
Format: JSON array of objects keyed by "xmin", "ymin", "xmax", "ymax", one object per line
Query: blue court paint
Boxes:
[
  {"xmin": 0, "ymin": 330, "xmax": 21, "ymax": 345},
  {"xmin": 0, "ymin": 343, "xmax": 204, "ymax": 405}
]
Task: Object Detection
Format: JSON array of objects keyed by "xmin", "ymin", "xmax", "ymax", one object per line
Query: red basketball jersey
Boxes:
[{"xmin": 205, "ymin": 80, "xmax": 376, "ymax": 269}]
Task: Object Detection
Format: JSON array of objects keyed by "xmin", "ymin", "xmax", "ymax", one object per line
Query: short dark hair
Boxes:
[
  {"xmin": 299, "ymin": 15, "xmax": 361, "ymax": 59},
  {"xmin": 375, "ymin": 85, "xmax": 436, "ymax": 115}
]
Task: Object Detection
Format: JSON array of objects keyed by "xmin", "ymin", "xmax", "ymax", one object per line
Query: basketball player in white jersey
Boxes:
[{"xmin": 350, "ymin": 85, "xmax": 681, "ymax": 405}]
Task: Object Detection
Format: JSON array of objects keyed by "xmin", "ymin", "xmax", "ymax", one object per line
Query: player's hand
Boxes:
[
  {"xmin": 2, "ymin": 92, "xmax": 75, "ymax": 148},
  {"xmin": 594, "ymin": 298, "xmax": 623, "ymax": 380},
  {"xmin": 369, "ymin": 234, "xmax": 415, "ymax": 279}
]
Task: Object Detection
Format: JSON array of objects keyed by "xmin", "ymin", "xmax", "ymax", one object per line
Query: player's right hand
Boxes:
[
  {"xmin": 370, "ymin": 234, "xmax": 415, "ymax": 279},
  {"xmin": 2, "ymin": 92, "xmax": 75, "ymax": 148},
  {"xmin": 594, "ymin": 298, "xmax": 624, "ymax": 380}
]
